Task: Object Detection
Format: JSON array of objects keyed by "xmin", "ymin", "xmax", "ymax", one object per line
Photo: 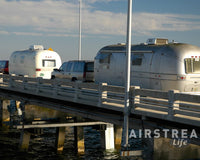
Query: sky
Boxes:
[{"xmin": 0, "ymin": 0, "xmax": 200, "ymax": 62}]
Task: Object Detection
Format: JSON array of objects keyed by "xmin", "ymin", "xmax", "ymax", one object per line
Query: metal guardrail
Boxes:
[{"xmin": 0, "ymin": 74, "xmax": 200, "ymax": 127}]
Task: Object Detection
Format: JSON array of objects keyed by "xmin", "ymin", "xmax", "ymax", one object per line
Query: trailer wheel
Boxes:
[{"xmin": 72, "ymin": 77, "xmax": 77, "ymax": 82}]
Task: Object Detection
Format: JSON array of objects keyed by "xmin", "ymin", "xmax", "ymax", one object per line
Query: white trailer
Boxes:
[
  {"xmin": 94, "ymin": 38, "xmax": 200, "ymax": 92},
  {"xmin": 9, "ymin": 45, "xmax": 62, "ymax": 79}
]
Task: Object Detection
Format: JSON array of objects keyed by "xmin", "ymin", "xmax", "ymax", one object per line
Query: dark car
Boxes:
[{"xmin": 0, "ymin": 60, "xmax": 9, "ymax": 74}]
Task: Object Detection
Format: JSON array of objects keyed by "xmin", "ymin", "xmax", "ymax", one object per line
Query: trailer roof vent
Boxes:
[
  {"xmin": 29, "ymin": 45, "xmax": 44, "ymax": 50},
  {"xmin": 146, "ymin": 38, "xmax": 168, "ymax": 45},
  {"xmin": 117, "ymin": 43, "xmax": 126, "ymax": 45}
]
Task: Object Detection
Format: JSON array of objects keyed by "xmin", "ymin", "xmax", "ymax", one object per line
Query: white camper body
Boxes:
[
  {"xmin": 94, "ymin": 38, "xmax": 200, "ymax": 92},
  {"xmin": 9, "ymin": 45, "xmax": 62, "ymax": 79}
]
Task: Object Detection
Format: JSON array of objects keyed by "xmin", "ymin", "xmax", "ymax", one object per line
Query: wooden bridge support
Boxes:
[
  {"xmin": 55, "ymin": 127, "xmax": 66, "ymax": 154},
  {"xmin": 105, "ymin": 123, "xmax": 115, "ymax": 150},
  {"xmin": 19, "ymin": 130, "xmax": 31, "ymax": 151},
  {"xmin": 114, "ymin": 125, "xmax": 122, "ymax": 151},
  {"xmin": 100, "ymin": 123, "xmax": 115, "ymax": 151},
  {"xmin": 74, "ymin": 126, "xmax": 85, "ymax": 155}
]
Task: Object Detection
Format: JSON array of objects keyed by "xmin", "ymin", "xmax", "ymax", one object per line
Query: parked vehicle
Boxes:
[
  {"xmin": 51, "ymin": 60, "xmax": 94, "ymax": 82},
  {"xmin": 94, "ymin": 38, "xmax": 200, "ymax": 92},
  {"xmin": 0, "ymin": 60, "xmax": 9, "ymax": 74},
  {"xmin": 9, "ymin": 45, "xmax": 62, "ymax": 79}
]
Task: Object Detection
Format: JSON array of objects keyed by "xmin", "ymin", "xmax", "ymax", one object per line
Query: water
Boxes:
[
  {"xmin": 0, "ymin": 103, "xmax": 200, "ymax": 160},
  {"xmin": 0, "ymin": 126, "xmax": 120, "ymax": 160}
]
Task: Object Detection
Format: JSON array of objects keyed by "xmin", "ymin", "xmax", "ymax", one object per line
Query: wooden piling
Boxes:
[{"xmin": 55, "ymin": 127, "xmax": 66, "ymax": 154}]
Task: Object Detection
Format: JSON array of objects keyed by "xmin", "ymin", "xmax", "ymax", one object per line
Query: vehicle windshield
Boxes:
[
  {"xmin": 59, "ymin": 62, "xmax": 68, "ymax": 71},
  {"xmin": 185, "ymin": 58, "xmax": 200, "ymax": 74}
]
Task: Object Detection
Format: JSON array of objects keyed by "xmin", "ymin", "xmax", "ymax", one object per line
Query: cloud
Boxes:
[
  {"xmin": 0, "ymin": 0, "xmax": 200, "ymax": 37},
  {"xmin": 133, "ymin": 12, "xmax": 200, "ymax": 34},
  {"xmin": 0, "ymin": 30, "xmax": 9, "ymax": 35},
  {"xmin": 13, "ymin": 31, "xmax": 43, "ymax": 36},
  {"xmin": 84, "ymin": 0, "xmax": 121, "ymax": 4}
]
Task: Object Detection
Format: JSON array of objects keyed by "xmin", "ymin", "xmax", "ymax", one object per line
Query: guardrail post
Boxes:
[
  {"xmin": 36, "ymin": 77, "xmax": 42, "ymax": 94},
  {"xmin": 130, "ymin": 86, "xmax": 140, "ymax": 111},
  {"xmin": 74, "ymin": 82, "xmax": 81, "ymax": 102},
  {"xmin": 53, "ymin": 79, "xmax": 60, "ymax": 96},
  {"xmin": 9, "ymin": 74, "xmax": 14, "ymax": 88},
  {"xmin": 168, "ymin": 90, "xmax": 180, "ymax": 117},
  {"xmin": 98, "ymin": 83, "xmax": 107, "ymax": 107},
  {"xmin": 23, "ymin": 75, "xmax": 28, "ymax": 90}
]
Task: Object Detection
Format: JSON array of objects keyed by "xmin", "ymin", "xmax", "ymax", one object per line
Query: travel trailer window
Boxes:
[
  {"xmin": 185, "ymin": 58, "xmax": 200, "ymax": 73},
  {"xmin": 96, "ymin": 53, "xmax": 111, "ymax": 64},
  {"xmin": 132, "ymin": 54, "xmax": 143, "ymax": 66},
  {"xmin": 42, "ymin": 60, "xmax": 56, "ymax": 67}
]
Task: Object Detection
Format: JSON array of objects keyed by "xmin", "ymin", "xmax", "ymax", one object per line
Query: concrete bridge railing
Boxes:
[{"xmin": 0, "ymin": 74, "xmax": 199, "ymax": 127}]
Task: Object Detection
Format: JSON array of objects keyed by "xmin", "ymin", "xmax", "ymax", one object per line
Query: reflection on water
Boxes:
[
  {"xmin": 0, "ymin": 126, "xmax": 119, "ymax": 160},
  {"xmin": 0, "ymin": 103, "xmax": 200, "ymax": 160},
  {"xmin": 0, "ymin": 103, "xmax": 120, "ymax": 160},
  {"xmin": 154, "ymin": 137, "xmax": 200, "ymax": 160}
]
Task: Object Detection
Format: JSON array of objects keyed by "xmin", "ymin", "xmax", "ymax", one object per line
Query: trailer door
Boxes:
[
  {"xmin": 149, "ymin": 53, "xmax": 161, "ymax": 90},
  {"xmin": 131, "ymin": 52, "xmax": 153, "ymax": 89},
  {"xmin": 112, "ymin": 53, "xmax": 125, "ymax": 86}
]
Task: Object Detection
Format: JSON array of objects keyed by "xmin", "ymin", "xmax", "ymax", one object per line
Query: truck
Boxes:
[{"xmin": 9, "ymin": 45, "xmax": 62, "ymax": 79}]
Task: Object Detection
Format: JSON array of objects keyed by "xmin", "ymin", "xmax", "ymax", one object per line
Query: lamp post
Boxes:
[
  {"xmin": 78, "ymin": 0, "xmax": 82, "ymax": 60},
  {"xmin": 123, "ymin": 0, "xmax": 132, "ymax": 147}
]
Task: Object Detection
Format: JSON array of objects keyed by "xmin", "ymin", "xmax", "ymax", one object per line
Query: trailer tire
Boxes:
[{"xmin": 72, "ymin": 77, "xmax": 77, "ymax": 82}]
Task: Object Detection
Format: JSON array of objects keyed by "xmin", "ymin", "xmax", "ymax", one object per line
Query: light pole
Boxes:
[
  {"xmin": 123, "ymin": 0, "xmax": 132, "ymax": 147},
  {"xmin": 78, "ymin": 0, "xmax": 82, "ymax": 60}
]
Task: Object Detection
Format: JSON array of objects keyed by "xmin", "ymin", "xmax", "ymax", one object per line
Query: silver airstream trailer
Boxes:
[{"xmin": 94, "ymin": 38, "xmax": 200, "ymax": 92}]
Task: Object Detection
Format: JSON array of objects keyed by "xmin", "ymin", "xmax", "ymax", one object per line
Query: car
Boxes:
[
  {"xmin": 51, "ymin": 60, "xmax": 94, "ymax": 82},
  {"xmin": 0, "ymin": 60, "xmax": 9, "ymax": 74}
]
